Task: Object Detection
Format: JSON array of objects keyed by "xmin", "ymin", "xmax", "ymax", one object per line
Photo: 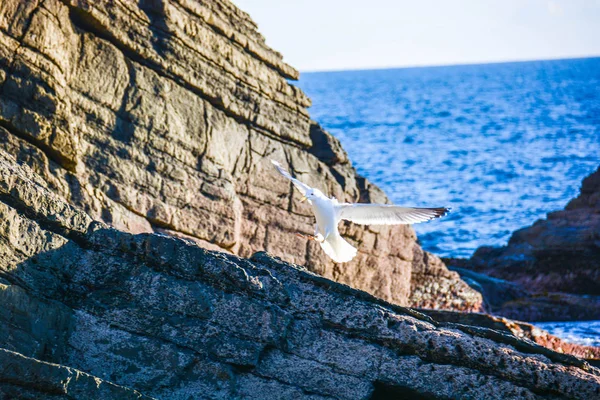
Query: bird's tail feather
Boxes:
[{"xmin": 320, "ymin": 233, "xmax": 357, "ymax": 263}]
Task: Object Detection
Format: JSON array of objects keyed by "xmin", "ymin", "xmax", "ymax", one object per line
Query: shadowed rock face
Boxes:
[
  {"xmin": 0, "ymin": 0, "xmax": 481, "ymax": 309},
  {"xmin": 0, "ymin": 348, "xmax": 152, "ymax": 399},
  {"xmin": 2, "ymin": 150, "xmax": 600, "ymax": 400}
]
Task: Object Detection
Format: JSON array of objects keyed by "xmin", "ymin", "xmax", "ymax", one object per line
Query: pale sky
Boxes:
[{"xmin": 233, "ymin": 0, "xmax": 600, "ymax": 72}]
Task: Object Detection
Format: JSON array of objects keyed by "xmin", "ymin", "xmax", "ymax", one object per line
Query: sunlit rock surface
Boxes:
[{"xmin": 0, "ymin": 0, "xmax": 480, "ymax": 310}]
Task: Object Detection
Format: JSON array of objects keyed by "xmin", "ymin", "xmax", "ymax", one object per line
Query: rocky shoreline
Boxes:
[
  {"xmin": 0, "ymin": 0, "xmax": 480, "ymax": 311},
  {"xmin": 0, "ymin": 0, "xmax": 599, "ymax": 398}
]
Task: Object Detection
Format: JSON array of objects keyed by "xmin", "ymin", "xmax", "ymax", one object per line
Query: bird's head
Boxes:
[{"xmin": 301, "ymin": 188, "xmax": 325, "ymax": 204}]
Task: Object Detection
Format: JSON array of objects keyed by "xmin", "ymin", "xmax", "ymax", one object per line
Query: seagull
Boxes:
[{"xmin": 272, "ymin": 160, "xmax": 449, "ymax": 263}]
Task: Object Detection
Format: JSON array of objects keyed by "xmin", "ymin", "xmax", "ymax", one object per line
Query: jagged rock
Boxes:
[
  {"xmin": 0, "ymin": 0, "xmax": 481, "ymax": 310},
  {"xmin": 0, "ymin": 348, "xmax": 152, "ymax": 399},
  {"xmin": 1, "ymin": 149, "xmax": 600, "ymax": 400}
]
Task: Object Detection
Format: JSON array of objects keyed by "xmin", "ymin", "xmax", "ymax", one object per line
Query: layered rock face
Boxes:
[
  {"xmin": 2, "ymin": 150, "xmax": 599, "ymax": 399},
  {"xmin": 0, "ymin": 348, "xmax": 152, "ymax": 399},
  {"xmin": 0, "ymin": 0, "xmax": 481, "ymax": 309}
]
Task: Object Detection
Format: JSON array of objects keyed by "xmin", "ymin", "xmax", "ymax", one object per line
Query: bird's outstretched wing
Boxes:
[
  {"xmin": 336, "ymin": 203, "xmax": 449, "ymax": 225},
  {"xmin": 271, "ymin": 160, "xmax": 312, "ymax": 196}
]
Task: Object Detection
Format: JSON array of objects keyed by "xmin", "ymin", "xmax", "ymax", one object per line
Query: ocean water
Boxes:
[
  {"xmin": 537, "ymin": 321, "xmax": 600, "ymax": 348},
  {"xmin": 297, "ymin": 57, "xmax": 600, "ymax": 258}
]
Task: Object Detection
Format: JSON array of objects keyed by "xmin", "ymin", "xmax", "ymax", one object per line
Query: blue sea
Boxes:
[
  {"xmin": 297, "ymin": 58, "xmax": 600, "ymax": 346},
  {"xmin": 298, "ymin": 57, "xmax": 600, "ymax": 259}
]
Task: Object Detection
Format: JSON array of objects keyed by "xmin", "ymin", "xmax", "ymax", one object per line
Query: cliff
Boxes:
[
  {"xmin": 2, "ymin": 149, "xmax": 600, "ymax": 399},
  {"xmin": 449, "ymin": 166, "xmax": 600, "ymax": 321},
  {"xmin": 0, "ymin": 0, "xmax": 480, "ymax": 310},
  {"xmin": 4, "ymin": 1, "xmax": 600, "ymax": 397}
]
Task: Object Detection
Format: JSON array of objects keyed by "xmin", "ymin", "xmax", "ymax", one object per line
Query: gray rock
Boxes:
[
  {"xmin": 1, "ymin": 149, "xmax": 599, "ymax": 399},
  {"xmin": 0, "ymin": 347, "xmax": 153, "ymax": 399}
]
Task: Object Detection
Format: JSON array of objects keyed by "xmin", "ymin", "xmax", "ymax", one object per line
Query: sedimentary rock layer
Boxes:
[
  {"xmin": 422, "ymin": 310, "xmax": 600, "ymax": 361},
  {"xmin": 1, "ymin": 149, "xmax": 599, "ymax": 399},
  {"xmin": 0, "ymin": 0, "xmax": 480, "ymax": 308},
  {"xmin": 0, "ymin": 348, "xmax": 151, "ymax": 399}
]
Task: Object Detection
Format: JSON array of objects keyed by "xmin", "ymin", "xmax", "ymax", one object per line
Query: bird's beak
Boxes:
[{"xmin": 300, "ymin": 196, "xmax": 307, "ymax": 203}]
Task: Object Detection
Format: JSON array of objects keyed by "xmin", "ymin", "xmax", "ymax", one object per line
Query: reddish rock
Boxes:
[{"xmin": 410, "ymin": 246, "xmax": 482, "ymax": 311}]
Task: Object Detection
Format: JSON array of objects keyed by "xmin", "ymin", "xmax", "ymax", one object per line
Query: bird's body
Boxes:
[
  {"xmin": 271, "ymin": 160, "xmax": 449, "ymax": 263},
  {"xmin": 310, "ymin": 190, "xmax": 336, "ymax": 238},
  {"xmin": 307, "ymin": 191, "xmax": 358, "ymax": 262}
]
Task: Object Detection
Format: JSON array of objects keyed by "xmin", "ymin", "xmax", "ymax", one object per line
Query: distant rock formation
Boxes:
[
  {"xmin": 0, "ymin": 0, "xmax": 481, "ymax": 310},
  {"xmin": 469, "ymin": 166, "xmax": 600, "ymax": 294},
  {"xmin": 1, "ymin": 149, "xmax": 599, "ymax": 399},
  {"xmin": 448, "ymin": 166, "xmax": 600, "ymax": 320}
]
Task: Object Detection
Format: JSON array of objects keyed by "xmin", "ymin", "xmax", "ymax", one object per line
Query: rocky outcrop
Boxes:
[
  {"xmin": 0, "ymin": 0, "xmax": 481, "ymax": 310},
  {"xmin": 445, "ymin": 264, "xmax": 600, "ymax": 321},
  {"xmin": 6, "ymin": 1, "xmax": 597, "ymax": 396},
  {"xmin": 2, "ymin": 149, "xmax": 600, "ymax": 399},
  {"xmin": 468, "ymin": 166, "xmax": 600, "ymax": 294},
  {"xmin": 448, "ymin": 166, "xmax": 600, "ymax": 320}
]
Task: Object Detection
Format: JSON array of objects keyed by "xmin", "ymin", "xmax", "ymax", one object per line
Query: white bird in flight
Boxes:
[{"xmin": 272, "ymin": 160, "xmax": 449, "ymax": 263}]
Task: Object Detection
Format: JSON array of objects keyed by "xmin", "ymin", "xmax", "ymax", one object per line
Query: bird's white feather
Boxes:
[
  {"xmin": 319, "ymin": 232, "xmax": 357, "ymax": 263},
  {"xmin": 336, "ymin": 203, "xmax": 449, "ymax": 225},
  {"xmin": 270, "ymin": 159, "xmax": 449, "ymax": 263},
  {"xmin": 271, "ymin": 160, "xmax": 312, "ymax": 196}
]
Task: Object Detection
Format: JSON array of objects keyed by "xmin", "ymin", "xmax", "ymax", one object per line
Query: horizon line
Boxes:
[{"xmin": 299, "ymin": 54, "xmax": 600, "ymax": 75}]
